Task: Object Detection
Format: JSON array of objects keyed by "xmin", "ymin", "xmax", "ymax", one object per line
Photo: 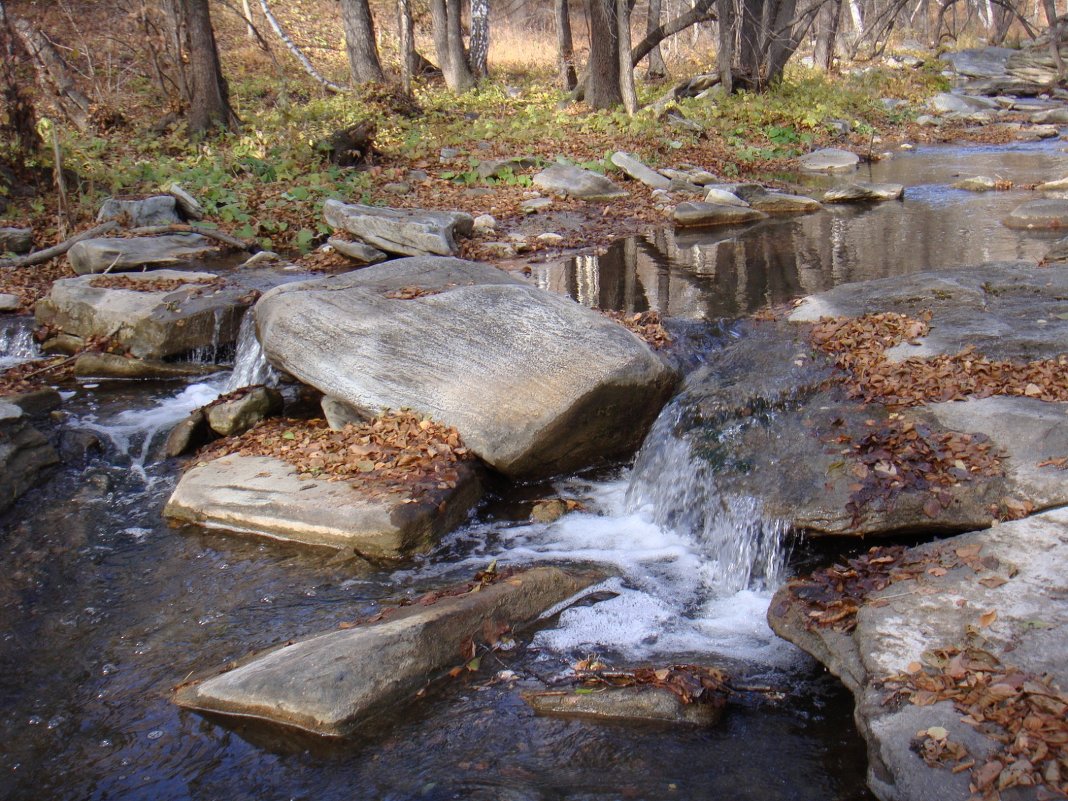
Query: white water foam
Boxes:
[
  {"xmin": 0, "ymin": 322, "xmax": 42, "ymax": 369},
  {"xmin": 225, "ymin": 312, "xmax": 277, "ymax": 392}
]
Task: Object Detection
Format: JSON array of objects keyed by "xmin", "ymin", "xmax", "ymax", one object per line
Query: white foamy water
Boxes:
[
  {"xmin": 225, "ymin": 312, "xmax": 277, "ymax": 392},
  {"xmin": 0, "ymin": 322, "xmax": 41, "ymax": 369}
]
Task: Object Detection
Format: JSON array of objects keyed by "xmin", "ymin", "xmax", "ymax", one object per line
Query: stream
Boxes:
[{"xmin": 2, "ymin": 139, "xmax": 1067, "ymax": 801}]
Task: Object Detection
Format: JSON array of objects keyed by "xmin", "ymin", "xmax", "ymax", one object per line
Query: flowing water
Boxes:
[{"xmin": 2, "ymin": 141, "xmax": 1065, "ymax": 800}]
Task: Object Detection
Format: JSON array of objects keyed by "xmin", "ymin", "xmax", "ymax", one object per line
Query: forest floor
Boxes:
[{"xmin": 0, "ymin": 0, "xmax": 1026, "ymax": 304}]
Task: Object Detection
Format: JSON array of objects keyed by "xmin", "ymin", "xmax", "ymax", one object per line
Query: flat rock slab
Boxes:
[
  {"xmin": 1031, "ymin": 107, "xmax": 1068, "ymax": 124},
  {"xmin": 72, "ymin": 352, "xmax": 221, "ymax": 379},
  {"xmin": 952, "ymin": 176, "xmax": 997, "ymax": 191},
  {"xmin": 326, "ymin": 237, "xmax": 387, "ymax": 265},
  {"xmin": 36, "ymin": 269, "xmax": 253, "ymax": 360},
  {"xmin": 940, "ymin": 47, "xmax": 1014, "ymax": 78},
  {"xmin": 67, "ymin": 234, "xmax": 217, "ymax": 275},
  {"xmin": 532, "ymin": 165, "xmax": 628, "ymax": 201},
  {"xmin": 0, "ymin": 227, "xmax": 33, "ymax": 254},
  {"xmin": 769, "ymin": 507, "xmax": 1068, "ymax": 801},
  {"xmin": 163, "ymin": 453, "xmax": 482, "ymax": 557},
  {"xmin": 174, "ymin": 567, "xmax": 600, "ymax": 735},
  {"xmin": 748, "ymin": 192, "xmax": 823, "ymax": 214},
  {"xmin": 610, "ymin": 151, "xmax": 671, "ymax": 190},
  {"xmin": 323, "ymin": 199, "xmax": 472, "ymax": 257},
  {"xmin": 798, "ymin": 148, "xmax": 859, "ymax": 172},
  {"xmin": 1005, "ymin": 198, "xmax": 1068, "ymax": 229},
  {"xmin": 673, "ymin": 202, "xmax": 768, "ymax": 227},
  {"xmin": 677, "ymin": 263, "xmax": 1068, "ymax": 537},
  {"xmin": 524, "ymin": 686, "xmax": 723, "ymax": 726},
  {"xmin": 929, "ymin": 92, "xmax": 999, "ymax": 114},
  {"xmin": 255, "ymin": 257, "xmax": 676, "ymax": 479},
  {"xmin": 823, "ymin": 182, "xmax": 904, "ymax": 203},
  {"xmin": 0, "ymin": 402, "xmax": 59, "ymax": 514},
  {"xmin": 97, "ymin": 195, "xmax": 182, "ymax": 227}
]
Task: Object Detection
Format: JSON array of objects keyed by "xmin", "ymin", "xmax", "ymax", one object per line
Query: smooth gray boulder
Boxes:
[
  {"xmin": 36, "ymin": 269, "xmax": 252, "ymax": 360},
  {"xmin": 164, "ymin": 410, "xmax": 213, "ymax": 458},
  {"xmin": 255, "ymin": 257, "xmax": 676, "ymax": 478},
  {"xmin": 702, "ymin": 188, "xmax": 749, "ymax": 206},
  {"xmin": 96, "ymin": 195, "xmax": 182, "ymax": 227},
  {"xmin": 326, "ymin": 237, "xmax": 387, "ymax": 265},
  {"xmin": 939, "ymin": 47, "xmax": 1014, "ymax": 79},
  {"xmin": 532, "ymin": 165, "xmax": 628, "ymax": 201},
  {"xmin": 0, "ymin": 402, "xmax": 59, "ymax": 514},
  {"xmin": 929, "ymin": 92, "xmax": 999, "ymax": 114},
  {"xmin": 769, "ymin": 507, "xmax": 1068, "ymax": 801},
  {"xmin": 0, "ymin": 227, "xmax": 33, "ymax": 254},
  {"xmin": 205, "ymin": 386, "xmax": 283, "ymax": 437},
  {"xmin": 823, "ymin": 182, "xmax": 904, "ymax": 203},
  {"xmin": 674, "ymin": 263, "xmax": 1068, "ymax": 538},
  {"xmin": 798, "ymin": 148, "xmax": 860, "ymax": 172},
  {"xmin": 164, "ymin": 453, "xmax": 482, "ymax": 556},
  {"xmin": 321, "ymin": 396, "xmax": 366, "ymax": 430},
  {"xmin": 673, "ymin": 202, "xmax": 768, "ymax": 226},
  {"xmin": 174, "ymin": 566, "xmax": 599, "ymax": 735},
  {"xmin": 323, "ymin": 200, "xmax": 473, "ymax": 257},
  {"xmin": 748, "ymin": 192, "xmax": 823, "ymax": 214},
  {"xmin": 66, "ymin": 234, "xmax": 216, "ymax": 275},
  {"xmin": 1031, "ymin": 107, "xmax": 1068, "ymax": 124},
  {"xmin": 1003, "ymin": 198, "xmax": 1068, "ymax": 229},
  {"xmin": 611, "ymin": 151, "xmax": 671, "ymax": 190}
]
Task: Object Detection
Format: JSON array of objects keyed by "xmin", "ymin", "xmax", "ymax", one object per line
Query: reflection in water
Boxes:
[{"xmin": 535, "ymin": 140, "xmax": 1068, "ymax": 319}]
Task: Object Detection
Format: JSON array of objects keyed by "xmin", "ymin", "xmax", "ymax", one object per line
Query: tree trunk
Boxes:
[
  {"xmin": 11, "ymin": 17, "xmax": 92, "ymax": 131},
  {"xmin": 814, "ymin": 0, "xmax": 842, "ymax": 70},
  {"xmin": 1042, "ymin": 0, "xmax": 1066, "ymax": 83},
  {"xmin": 260, "ymin": 0, "xmax": 347, "ymax": 92},
  {"xmin": 399, "ymin": 0, "xmax": 414, "ymax": 94},
  {"xmin": 586, "ymin": 0, "xmax": 623, "ymax": 108},
  {"xmin": 617, "ymin": 0, "xmax": 638, "ymax": 112},
  {"xmin": 717, "ymin": 0, "xmax": 735, "ymax": 91},
  {"xmin": 737, "ymin": 0, "xmax": 763, "ymax": 82},
  {"xmin": 470, "ymin": 0, "xmax": 489, "ymax": 78},
  {"xmin": 0, "ymin": 0, "xmax": 38, "ymax": 163},
  {"xmin": 644, "ymin": 0, "xmax": 667, "ymax": 78},
  {"xmin": 431, "ymin": 0, "xmax": 476, "ymax": 91},
  {"xmin": 556, "ymin": 0, "xmax": 578, "ymax": 89},
  {"xmin": 170, "ymin": 0, "xmax": 238, "ymax": 135},
  {"xmin": 241, "ymin": 0, "xmax": 255, "ymax": 37},
  {"xmin": 340, "ymin": 0, "xmax": 384, "ymax": 84}
]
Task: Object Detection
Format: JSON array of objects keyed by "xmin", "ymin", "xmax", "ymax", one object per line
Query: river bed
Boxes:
[{"xmin": 2, "ymin": 139, "xmax": 1066, "ymax": 800}]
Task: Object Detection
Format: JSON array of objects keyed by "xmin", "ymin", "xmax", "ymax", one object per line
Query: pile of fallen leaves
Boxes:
[
  {"xmin": 882, "ymin": 646, "xmax": 1068, "ymax": 800},
  {"xmin": 600, "ymin": 309, "xmax": 672, "ymax": 349},
  {"xmin": 87, "ymin": 274, "xmax": 226, "ymax": 294},
  {"xmin": 574, "ymin": 661, "xmax": 731, "ymax": 707},
  {"xmin": 784, "ymin": 539, "xmax": 1013, "ymax": 632},
  {"xmin": 811, "ymin": 312, "xmax": 1068, "ymax": 406},
  {"xmin": 0, "ymin": 258, "xmax": 74, "ymax": 311},
  {"xmin": 0, "ymin": 356, "xmax": 74, "ymax": 396},
  {"xmin": 195, "ymin": 411, "xmax": 471, "ymax": 499},
  {"xmin": 826, "ymin": 414, "xmax": 1004, "ymax": 524},
  {"xmin": 384, "ymin": 285, "xmax": 449, "ymax": 300}
]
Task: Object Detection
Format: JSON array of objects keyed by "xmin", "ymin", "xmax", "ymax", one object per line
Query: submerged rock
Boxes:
[
  {"xmin": 532, "ymin": 165, "xmax": 628, "ymax": 201},
  {"xmin": 66, "ymin": 234, "xmax": 217, "ymax": 275},
  {"xmin": 164, "ymin": 453, "xmax": 483, "ymax": 556},
  {"xmin": 0, "ymin": 402, "xmax": 59, "ymax": 514},
  {"xmin": 255, "ymin": 257, "xmax": 676, "ymax": 479},
  {"xmin": 72, "ymin": 353, "xmax": 222, "ymax": 379},
  {"xmin": 173, "ymin": 566, "xmax": 599, "ymax": 735},
  {"xmin": 823, "ymin": 182, "xmax": 904, "ymax": 203},
  {"xmin": 769, "ymin": 507, "xmax": 1068, "ymax": 801},
  {"xmin": 524, "ymin": 686, "xmax": 724, "ymax": 726},
  {"xmin": 35, "ymin": 269, "xmax": 253, "ymax": 360},
  {"xmin": 1003, "ymin": 198, "xmax": 1068, "ymax": 229},
  {"xmin": 323, "ymin": 200, "xmax": 473, "ymax": 257},
  {"xmin": 952, "ymin": 175, "xmax": 997, "ymax": 191}
]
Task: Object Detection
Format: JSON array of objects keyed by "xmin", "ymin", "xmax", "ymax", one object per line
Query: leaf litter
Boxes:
[{"xmin": 598, "ymin": 309, "xmax": 672, "ymax": 349}]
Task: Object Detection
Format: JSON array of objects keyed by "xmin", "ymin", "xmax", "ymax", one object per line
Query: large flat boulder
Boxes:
[
  {"xmin": 1004, "ymin": 198, "xmax": 1068, "ymax": 229},
  {"xmin": 35, "ymin": 269, "xmax": 253, "ymax": 360},
  {"xmin": 798, "ymin": 148, "xmax": 859, "ymax": 172},
  {"xmin": 174, "ymin": 566, "xmax": 600, "ymax": 735},
  {"xmin": 0, "ymin": 402, "xmax": 59, "ymax": 514},
  {"xmin": 164, "ymin": 453, "xmax": 481, "ymax": 557},
  {"xmin": 66, "ymin": 234, "xmax": 217, "ymax": 275},
  {"xmin": 255, "ymin": 257, "xmax": 676, "ymax": 478},
  {"xmin": 673, "ymin": 201, "xmax": 768, "ymax": 226},
  {"xmin": 823, "ymin": 182, "xmax": 904, "ymax": 203},
  {"xmin": 532, "ymin": 165, "xmax": 628, "ymax": 201},
  {"xmin": 668, "ymin": 263, "xmax": 1068, "ymax": 538},
  {"xmin": 323, "ymin": 200, "xmax": 473, "ymax": 257},
  {"xmin": 769, "ymin": 507, "xmax": 1068, "ymax": 801},
  {"xmin": 610, "ymin": 151, "xmax": 671, "ymax": 190},
  {"xmin": 939, "ymin": 47, "xmax": 1015, "ymax": 79}
]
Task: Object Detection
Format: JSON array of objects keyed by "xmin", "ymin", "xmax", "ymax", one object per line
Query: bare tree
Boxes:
[
  {"xmin": 556, "ymin": 0, "xmax": 578, "ymax": 89},
  {"xmin": 617, "ymin": 0, "xmax": 638, "ymax": 112},
  {"xmin": 813, "ymin": 0, "xmax": 842, "ymax": 69},
  {"xmin": 399, "ymin": 0, "xmax": 414, "ymax": 94},
  {"xmin": 586, "ymin": 0, "xmax": 623, "ymax": 108},
  {"xmin": 644, "ymin": 0, "xmax": 667, "ymax": 78},
  {"xmin": 431, "ymin": 0, "xmax": 476, "ymax": 91},
  {"xmin": 470, "ymin": 0, "xmax": 490, "ymax": 77},
  {"xmin": 340, "ymin": 0, "xmax": 384, "ymax": 84},
  {"xmin": 163, "ymin": 0, "xmax": 238, "ymax": 134}
]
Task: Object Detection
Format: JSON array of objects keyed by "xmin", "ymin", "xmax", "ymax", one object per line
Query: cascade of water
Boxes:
[
  {"xmin": 0, "ymin": 321, "xmax": 42, "ymax": 369},
  {"xmin": 225, "ymin": 312, "xmax": 277, "ymax": 393},
  {"xmin": 624, "ymin": 401, "xmax": 788, "ymax": 595}
]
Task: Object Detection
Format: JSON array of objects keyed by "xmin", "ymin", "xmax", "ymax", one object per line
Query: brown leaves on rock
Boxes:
[
  {"xmin": 811, "ymin": 313, "xmax": 1068, "ymax": 407},
  {"xmin": 574, "ymin": 663, "xmax": 731, "ymax": 708},
  {"xmin": 0, "ymin": 356, "xmax": 74, "ymax": 396},
  {"xmin": 87, "ymin": 274, "xmax": 227, "ymax": 294},
  {"xmin": 831, "ymin": 415, "xmax": 1003, "ymax": 524},
  {"xmin": 196, "ymin": 411, "xmax": 472, "ymax": 500},
  {"xmin": 599, "ymin": 309, "xmax": 672, "ymax": 349},
  {"xmin": 0, "ymin": 258, "xmax": 74, "ymax": 312},
  {"xmin": 385, "ymin": 285, "xmax": 446, "ymax": 300},
  {"xmin": 882, "ymin": 647, "xmax": 1068, "ymax": 801}
]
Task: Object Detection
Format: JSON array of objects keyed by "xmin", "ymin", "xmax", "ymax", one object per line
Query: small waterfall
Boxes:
[
  {"xmin": 225, "ymin": 312, "xmax": 277, "ymax": 392},
  {"xmin": 624, "ymin": 403, "xmax": 788, "ymax": 595},
  {"xmin": 0, "ymin": 320, "xmax": 42, "ymax": 369}
]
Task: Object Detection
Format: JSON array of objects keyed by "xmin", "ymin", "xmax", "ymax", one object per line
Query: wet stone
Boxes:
[
  {"xmin": 1004, "ymin": 198, "xmax": 1068, "ymax": 229},
  {"xmin": 673, "ymin": 202, "xmax": 768, "ymax": 227},
  {"xmin": 524, "ymin": 686, "xmax": 724, "ymax": 727},
  {"xmin": 205, "ymin": 386, "xmax": 283, "ymax": 437},
  {"xmin": 798, "ymin": 148, "xmax": 860, "ymax": 172}
]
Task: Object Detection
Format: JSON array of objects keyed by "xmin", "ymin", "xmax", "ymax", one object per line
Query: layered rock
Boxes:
[
  {"xmin": 255, "ymin": 257, "xmax": 676, "ymax": 478},
  {"xmin": 323, "ymin": 200, "xmax": 473, "ymax": 257},
  {"xmin": 66, "ymin": 234, "xmax": 217, "ymax": 275},
  {"xmin": 532, "ymin": 165, "xmax": 628, "ymax": 201},
  {"xmin": 0, "ymin": 402, "xmax": 60, "ymax": 514}
]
